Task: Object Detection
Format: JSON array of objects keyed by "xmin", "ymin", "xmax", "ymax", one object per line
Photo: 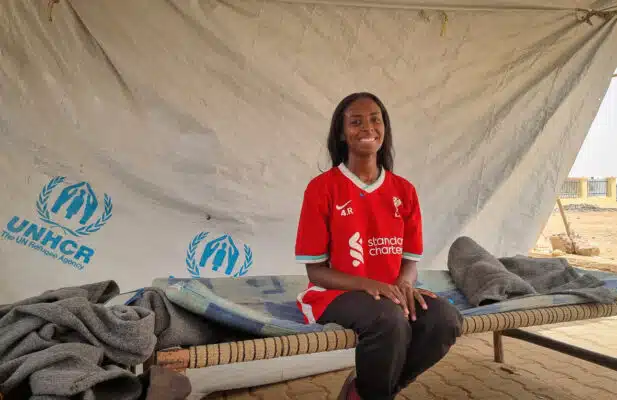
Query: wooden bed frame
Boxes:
[{"xmin": 152, "ymin": 301, "xmax": 617, "ymax": 374}]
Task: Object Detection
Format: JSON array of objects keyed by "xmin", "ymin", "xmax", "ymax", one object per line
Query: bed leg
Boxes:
[{"xmin": 493, "ymin": 331, "xmax": 504, "ymax": 363}]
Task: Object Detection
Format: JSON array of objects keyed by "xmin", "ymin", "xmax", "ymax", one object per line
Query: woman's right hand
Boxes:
[
  {"xmin": 305, "ymin": 264, "xmax": 408, "ymax": 314},
  {"xmin": 360, "ymin": 279, "xmax": 408, "ymax": 311}
]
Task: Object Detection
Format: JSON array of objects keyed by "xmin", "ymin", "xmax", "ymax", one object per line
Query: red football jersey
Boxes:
[{"xmin": 295, "ymin": 164, "xmax": 423, "ymax": 323}]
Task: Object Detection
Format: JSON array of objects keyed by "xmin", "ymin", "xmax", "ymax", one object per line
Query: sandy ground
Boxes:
[{"xmin": 534, "ymin": 198, "xmax": 617, "ymax": 261}]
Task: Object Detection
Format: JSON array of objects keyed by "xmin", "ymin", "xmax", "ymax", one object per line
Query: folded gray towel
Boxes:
[
  {"xmin": 447, "ymin": 236, "xmax": 535, "ymax": 306},
  {"xmin": 447, "ymin": 236, "xmax": 617, "ymax": 307}
]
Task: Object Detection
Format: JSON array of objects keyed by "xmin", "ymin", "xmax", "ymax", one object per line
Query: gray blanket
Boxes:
[
  {"xmin": 0, "ymin": 280, "xmax": 153, "ymax": 399},
  {"xmin": 447, "ymin": 236, "xmax": 617, "ymax": 307},
  {"xmin": 131, "ymin": 286, "xmax": 247, "ymax": 350},
  {"xmin": 0, "ymin": 280, "xmax": 229, "ymax": 399}
]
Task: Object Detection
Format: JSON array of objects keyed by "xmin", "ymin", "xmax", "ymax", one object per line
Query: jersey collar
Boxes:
[{"xmin": 338, "ymin": 163, "xmax": 386, "ymax": 193}]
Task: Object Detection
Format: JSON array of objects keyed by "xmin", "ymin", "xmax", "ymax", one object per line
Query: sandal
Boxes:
[{"xmin": 337, "ymin": 368, "xmax": 358, "ymax": 400}]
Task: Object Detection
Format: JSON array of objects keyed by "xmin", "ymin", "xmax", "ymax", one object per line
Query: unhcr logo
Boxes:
[
  {"xmin": 1, "ymin": 177, "xmax": 113, "ymax": 271},
  {"xmin": 186, "ymin": 232, "xmax": 253, "ymax": 278}
]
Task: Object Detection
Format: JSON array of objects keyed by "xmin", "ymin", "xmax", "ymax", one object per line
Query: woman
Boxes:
[{"xmin": 294, "ymin": 93, "xmax": 463, "ymax": 400}]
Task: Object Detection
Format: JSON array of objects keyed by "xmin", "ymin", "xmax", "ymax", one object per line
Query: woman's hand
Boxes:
[
  {"xmin": 306, "ymin": 265, "xmax": 408, "ymax": 312},
  {"xmin": 396, "ymin": 279, "xmax": 437, "ymax": 321},
  {"xmin": 360, "ymin": 279, "xmax": 408, "ymax": 310}
]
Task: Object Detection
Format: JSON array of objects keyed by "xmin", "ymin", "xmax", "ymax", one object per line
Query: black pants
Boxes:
[{"xmin": 318, "ymin": 291, "xmax": 463, "ymax": 400}]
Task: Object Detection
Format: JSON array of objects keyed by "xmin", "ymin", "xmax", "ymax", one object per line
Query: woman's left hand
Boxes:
[{"xmin": 396, "ymin": 280, "xmax": 437, "ymax": 322}]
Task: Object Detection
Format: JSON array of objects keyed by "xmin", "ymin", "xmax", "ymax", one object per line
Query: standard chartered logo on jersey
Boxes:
[
  {"xmin": 368, "ymin": 236, "xmax": 403, "ymax": 256},
  {"xmin": 1, "ymin": 177, "xmax": 112, "ymax": 271},
  {"xmin": 348, "ymin": 231, "xmax": 403, "ymax": 264}
]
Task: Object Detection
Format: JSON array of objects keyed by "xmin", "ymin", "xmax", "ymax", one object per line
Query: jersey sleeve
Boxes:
[
  {"xmin": 402, "ymin": 184, "xmax": 423, "ymax": 262},
  {"xmin": 295, "ymin": 180, "xmax": 330, "ymax": 264}
]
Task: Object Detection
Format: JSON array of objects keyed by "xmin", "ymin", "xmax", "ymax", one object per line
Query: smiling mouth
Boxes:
[{"xmin": 359, "ymin": 137, "xmax": 377, "ymax": 143}]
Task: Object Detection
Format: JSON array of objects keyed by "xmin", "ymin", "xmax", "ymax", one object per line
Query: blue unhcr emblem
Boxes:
[
  {"xmin": 186, "ymin": 232, "xmax": 253, "ymax": 278},
  {"xmin": 2, "ymin": 176, "xmax": 112, "ymax": 271},
  {"xmin": 36, "ymin": 177, "xmax": 113, "ymax": 237}
]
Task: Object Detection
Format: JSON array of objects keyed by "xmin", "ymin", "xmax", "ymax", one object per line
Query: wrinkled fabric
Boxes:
[
  {"xmin": 0, "ymin": 279, "xmax": 244, "ymax": 397},
  {"xmin": 0, "ymin": 281, "xmax": 154, "ymax": 398},
  {"xmin": 448, "ymin": 236, "xmax": 617, "ymax": 306},
  {"xmin": 132, "ymin": 287, "xmax": 240, "ymax": 350}
]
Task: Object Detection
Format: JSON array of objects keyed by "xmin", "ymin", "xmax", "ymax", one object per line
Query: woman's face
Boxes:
[{"xmin": 343, "ymin": 97, "xmax": 385, "ymax": 157}]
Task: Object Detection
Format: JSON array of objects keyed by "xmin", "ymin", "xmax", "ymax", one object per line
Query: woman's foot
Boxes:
[{"xmin": 337, "ymin": 369, "xmax": 361, "ymax": 400}]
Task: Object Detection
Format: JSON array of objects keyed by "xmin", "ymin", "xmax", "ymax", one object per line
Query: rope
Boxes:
[
  {"xmin": 418, "ymin": 9, "xmax": 430, "ymax": 22},
  {"xmin": 277, "ymin": 0, "xmax": 611, "ymax": 13},
  {"xmin": 48, "ymin": 0, "xmax": 60, "ymax": 22},
  {"xmin": 598, "ymin": 4, "xmax": 617, "ymax": 13},
  {"xmin": 277, "ymin": 1, "xmax": 616, "ymax": 37},
  {"xmin": 575, "ymin": 8, "xmax": 617, "ymax": 25},
  {"xmin": 440, "ymin": 11, "xmax": 448, "ymax": 37},
  {"xmin": 416, "ymin": 10, "xmax": 448, "ymax": 37}
]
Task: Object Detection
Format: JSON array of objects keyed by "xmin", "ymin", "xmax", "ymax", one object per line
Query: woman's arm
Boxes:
[
  {"xmin": 307, "ymin": 263, "xmax": 407, "ymax": 306},
  {"xmin": 396, "ymin": 259, "xmax": 418, "ymax": 287},
  {"xmin": 306, "ymin": 262, "xmax": 371, "ymax": 291},
  {"xmin": 396, "ymin": 259, "xmax": 436, "ymax": 321}
]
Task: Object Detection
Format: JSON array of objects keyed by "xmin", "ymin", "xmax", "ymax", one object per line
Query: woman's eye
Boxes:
[
  {"xmin": 350, "ymin": 120, "xmax": 361, "ymax": 126},
  {"xmin": 372, "ymin": 117, "xmax": 382, "ymax": 124}
]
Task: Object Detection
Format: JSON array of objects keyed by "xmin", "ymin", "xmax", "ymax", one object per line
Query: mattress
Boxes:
[{"xmin": 152, "ymin": 268, "xmax": 617, "ymax": 338}]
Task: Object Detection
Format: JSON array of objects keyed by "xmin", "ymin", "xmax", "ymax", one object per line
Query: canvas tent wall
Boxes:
[{"xmin": 0, "ymin": 0, "xmax": 616, "ymax": 304}]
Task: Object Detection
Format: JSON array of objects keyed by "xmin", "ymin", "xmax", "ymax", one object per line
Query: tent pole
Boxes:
[
  {"xmin": 556, "ymin": 198, "xmax": 572, "ymax": 239},
  {"xmin": 556, "ymin": 197, "xmax": 576, "ymax": 253}
]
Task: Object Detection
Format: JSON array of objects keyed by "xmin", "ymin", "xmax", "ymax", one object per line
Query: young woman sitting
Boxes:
[{"xmin": 294, "ymin": 92, "xmax": 463, "ymax": 400}]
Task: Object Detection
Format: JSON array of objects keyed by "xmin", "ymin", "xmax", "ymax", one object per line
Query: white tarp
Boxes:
[{"xmin": 1, "ymin": 0, "xmax": 616, "ymax": 303}]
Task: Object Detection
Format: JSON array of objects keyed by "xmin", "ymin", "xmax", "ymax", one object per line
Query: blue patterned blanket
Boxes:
[{"xmin": 152, "ymin": 267, "xmax": 617, "ymax": 337}]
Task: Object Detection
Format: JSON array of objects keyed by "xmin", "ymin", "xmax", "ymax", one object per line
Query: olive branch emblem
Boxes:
[
  {"xmin": 234, "ymin": 245, "xmax": 253, "ymax": 277},
  {"xmin": 36, "ymin": 176, "xmax": 113, "ymax": 237},
  {"xmin": 185, "ymin": 232, "xmax": 253, "ymax": 278},
  {"xmin": 186, "ymin": 232, "xmax": 208, "ymax": 278}
]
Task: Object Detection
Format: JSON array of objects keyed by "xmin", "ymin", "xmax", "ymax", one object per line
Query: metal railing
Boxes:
[
  {"xmin": 559, "ymin": 180, "xmax": 580, "ymax": 198},
  {"xmin": 588, "ymin": 179, "xmax": 608, "ymax": 197}
]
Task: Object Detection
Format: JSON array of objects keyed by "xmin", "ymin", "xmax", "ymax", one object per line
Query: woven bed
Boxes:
[{"xmin": 154, "ymin": 301, "xmax": 617, "ymax": 372}]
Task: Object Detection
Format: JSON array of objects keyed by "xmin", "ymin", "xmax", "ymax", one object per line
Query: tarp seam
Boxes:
[{"xmin": 277, "ymin": 0, "xmax": 614, "ymax": 12}]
